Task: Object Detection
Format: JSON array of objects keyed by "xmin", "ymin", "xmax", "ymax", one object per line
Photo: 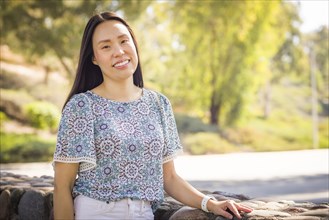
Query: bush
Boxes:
[
  {"xmin": 181, "ymin": 132, "xmax": 239, "ymax": 155},
  {"xmin": 175, "ymin": 113, "xmax": 218, "ymax": 133},
  {"xmin": 0, "ymin": 132, "xmax": 56, "ymax": 163},
  {"xmin": 0, "ymin": 111, "xmax": 8, "ymax": 123},
  {"xmin": 23, "ymin": 101, "xmax": 60, "ymax": 130},
  {"xmin": 319, "ymin": 120, "xmax": 329, "ymax": 148},
  {"xmin": 222, "ymin": 127, "xmax": 258, "ymax": 145}
]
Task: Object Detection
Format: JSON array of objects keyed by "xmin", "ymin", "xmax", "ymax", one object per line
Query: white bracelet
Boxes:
[{"xmin": 201, "ymin": 195, "xmax": 217, "ymax": 212}]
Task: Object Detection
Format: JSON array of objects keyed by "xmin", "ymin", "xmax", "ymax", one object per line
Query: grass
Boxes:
[
  {"xmin": 236, "ymin": 77, "xmax": 329, "ymax": 151},
  {"xmin": 181, "ymin": 132, "xmax": 248, "ymax": 155}
]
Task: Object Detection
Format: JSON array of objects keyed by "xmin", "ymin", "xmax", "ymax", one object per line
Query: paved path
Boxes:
[
  {"xmin": 1, "ymin": 149, "xmax": 328, "ymax": 203},
  {"xmin": 175, "ymin": 149, "xmax": 328, "ymax": 181},
  {"xmin": 175, "ymin": 149, "xmax": 329, "ymax": 203}
]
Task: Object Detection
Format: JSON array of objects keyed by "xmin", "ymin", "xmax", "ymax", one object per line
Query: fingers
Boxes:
[
  {"xmin": 216, "ymin": 200, "xmax": 253, "ymax": 219},
  {"xmin": 216, "ymin": 208, "xmax": 234, "ymax": 219},
  {"xmin": 226, "ymin": 200, "xmax": 242, "ymax": 219},
  {"xmin": 236, "ymin": 203, "xmax": 254, "ymax": 213}
]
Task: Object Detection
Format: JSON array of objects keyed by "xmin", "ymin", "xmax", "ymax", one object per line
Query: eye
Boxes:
[
  {"xmin": 102, "ymin": 45, "xmax": 111, "ymax": 49},
  {"xmin": 121, "ymin": 39, "xmax": 128, "ymax": 44}
]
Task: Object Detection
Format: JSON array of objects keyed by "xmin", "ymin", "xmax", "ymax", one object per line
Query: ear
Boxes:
[{"xmin": 92, "ymin": 55, "xmax": 98, "ymax": 65}]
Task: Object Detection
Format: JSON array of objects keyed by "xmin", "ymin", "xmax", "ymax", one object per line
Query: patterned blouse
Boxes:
[{"xmin": 53, "ymin": 89, "xmax": 183, "ymax": 210}]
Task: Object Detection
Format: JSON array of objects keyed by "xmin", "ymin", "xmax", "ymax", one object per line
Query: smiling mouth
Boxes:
[{"xmin": 113, "ymin": 60, "xmax": 130, "ymax": 67}]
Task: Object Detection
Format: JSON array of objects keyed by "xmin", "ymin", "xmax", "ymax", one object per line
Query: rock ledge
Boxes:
[{"xmin": 1, "ymin": 172, "xmax": 328, "ymax": 220}]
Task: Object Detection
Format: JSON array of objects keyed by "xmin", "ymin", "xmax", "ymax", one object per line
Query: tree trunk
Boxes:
[
  {"xmin": 310, "ymin": 48, "xmax": 318, "ymax": 149},
  {"xmin": 210, "ymin": 92, "xmax": 221, "ymax": 125},
  {"xmin": 263, "ymin": 79, "xmax": 271, "ymax": 119},
  {"xmin": 43, "ymin": 65, "xmax": 50, "ymax": 85},
  {"xmin": 53, "ymin": 49, "xmax": 74, "ymax": 82}
]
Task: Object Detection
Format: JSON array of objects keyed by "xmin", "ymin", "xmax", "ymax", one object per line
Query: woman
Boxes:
[{"xmin": 53, "ymin": 11, "xmax": 252, "ymax": 220}]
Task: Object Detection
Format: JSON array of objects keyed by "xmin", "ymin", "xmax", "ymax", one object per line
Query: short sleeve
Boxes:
[
  {"xmin": 157, "ymin": 93, "xmax": 183, "ymax": 163},
  {"xmin": 53, "ymin": 93, "xmax": 96, "ymax": 172}
]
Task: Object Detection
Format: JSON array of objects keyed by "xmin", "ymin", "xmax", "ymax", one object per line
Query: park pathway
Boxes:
[{"xmin": 1, "ymin": 149, "xmax": 328, "ymax": 203}]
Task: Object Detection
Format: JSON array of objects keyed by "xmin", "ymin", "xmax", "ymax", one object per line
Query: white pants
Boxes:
[{"xmin": 74, "ymin": 195, "xmax": 154, "ymax": 220}]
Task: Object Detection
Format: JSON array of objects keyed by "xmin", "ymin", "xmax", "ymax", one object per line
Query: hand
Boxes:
[{"xmin": 207, "ymin": 199, "xmax": 253, "ymax": 219}]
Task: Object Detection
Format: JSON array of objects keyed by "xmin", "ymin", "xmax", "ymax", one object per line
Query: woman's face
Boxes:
[{"xmin": 92, "ymin": 20, "xmax": 138, "ymax": 83}]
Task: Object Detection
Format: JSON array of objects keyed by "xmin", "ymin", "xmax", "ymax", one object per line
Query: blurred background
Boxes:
[{"xmin": 0, "ymin": 0, "xmax": 328, "ymax": 203}]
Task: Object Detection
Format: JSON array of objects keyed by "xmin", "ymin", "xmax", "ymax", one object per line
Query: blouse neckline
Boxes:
[{"xmin": 86, "ymin": 88, "xmax": 145, "ymax": 104}]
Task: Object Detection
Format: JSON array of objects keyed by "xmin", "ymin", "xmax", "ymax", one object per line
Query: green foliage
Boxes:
[
  {"xmin": 319, "ymin": 120, "xmax": 329, "ymax": 148},
  {"xmin": 222, "ymin": 127, "xmax": 257, "ymax": 146},
  {"xmin": 0, "ymin": 89, "xmax": 35, "ymax": 122},
  {"xmin": 236, "ymin": 114, "xmax": 314, "ymax": 151},
  {"xmin": 0, "ymin": 132, "xmax": 56, "ymax": 163},
  {"xmin": 306, "ymin": 27, "xmax": 329, "ymax": 114},
  {"xmin": 175, "ymin": 114, "xmax": 218, "ymax": 134},
  {"xmin": 162, "ymin": 1, "xmax": 296, "ymax": 126},
  {"xmin": 0, "ymin": 0, "xmax": 327, "ymax": 157},
  {"xmin": 0, "ymin": 0, "xmax": 152, "ymax": 80},
  {"xmin": 271, "ymin": 2, "xmax": 306, "ymax": 80},
  {"xmin": 182, "ymin": 132, "xmax": 240, "ymax": 155},
  {"xmin": 0, "ymin": 111, "xmax": 8, "ymax": 123},
  {"xmin": 23, "ymin": 102, "xmax": 60, "ymax": 130}
]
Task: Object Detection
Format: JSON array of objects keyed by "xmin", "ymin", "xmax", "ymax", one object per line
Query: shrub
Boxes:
[
  {"xmin": 23, "ymin": 101, "xmax": 60, "ymax": 130},
  {"xmin": 181, "ymin": 132, "xmax": 239, "ymax": 155},
  {"xmin": 0, "ymin": 132, "xmax": 56, "ymax": 163},
  {"xmin": 175, "ymin": 113, "xmax": 218, "ymax": 134},
  {"xmin": 222, "ymin": 127, "xmax": 258, "ymax": 145},
  {"xmin": 0, "ymin": 111, "xmax": 8, "ymax": 123},
  {"xmin": 319, "ymin": 120, "xmax": 329, "ymax": 148}
]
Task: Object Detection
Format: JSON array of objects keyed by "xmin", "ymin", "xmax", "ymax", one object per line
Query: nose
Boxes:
[{"xmin": 112, "ymin": 44, "xmax": 124, "ymax": 57}]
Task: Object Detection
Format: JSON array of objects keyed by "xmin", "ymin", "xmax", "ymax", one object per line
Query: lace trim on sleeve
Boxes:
[
  {"xmin": 53, "ymin": 156, "xmax": 96, "ymax": 172},
  {"xmin": 162, "ymin": 149, "xmax": 183, "ymax": 164}
]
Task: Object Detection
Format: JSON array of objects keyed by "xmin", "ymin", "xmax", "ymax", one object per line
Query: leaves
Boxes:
[
  {"xmin": 1, "ymin": 0, "xmax": 327, "ymax": 127},
  {"xmin": 163, "ymin": 1, "xmax": 292, "ymax": 126},
  {"xmin": 1, "ymin": 0, "xmax": 152, "ymax": 80}
]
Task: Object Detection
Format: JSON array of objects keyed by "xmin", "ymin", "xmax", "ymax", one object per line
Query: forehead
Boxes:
[{"xmin": 92, "ymin": 20, "xmax": 131, "ymax": 43}]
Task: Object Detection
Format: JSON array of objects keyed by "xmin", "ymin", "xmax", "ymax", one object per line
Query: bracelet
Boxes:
[{"xmin": 201, "ymin": 195, "xmax": 217, "ymax": 212}]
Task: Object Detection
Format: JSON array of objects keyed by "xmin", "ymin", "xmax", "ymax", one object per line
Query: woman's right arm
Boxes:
[{"xmin": 54, "ymin": 162, "xmax": 79, "ymax": 220}]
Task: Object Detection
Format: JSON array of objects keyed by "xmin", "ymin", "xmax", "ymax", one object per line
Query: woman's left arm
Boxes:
[{"xmin": 163, "ymin": 160, "xmax": 253, "ymax": 219}]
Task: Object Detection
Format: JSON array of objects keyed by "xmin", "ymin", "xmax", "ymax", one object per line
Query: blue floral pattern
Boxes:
[{"xmin": 53, "ymin": 89, "xmax": 183, "ymax": 208}]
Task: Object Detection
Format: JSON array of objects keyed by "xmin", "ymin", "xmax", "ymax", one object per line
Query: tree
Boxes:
[
  {"xmin": 165, "ymin": 1, "xmax": 289, "ymax": 126},
  {"xmin": 0, "ymin": 0, "xmax": 151, "ymax": 82},
  {"xmin": 258, "ymin": 1, "xmax": 304, "ymax": 118},
  {"xmin": 306, "ymin": 27, "xmax": 329, "ymax": 116}
]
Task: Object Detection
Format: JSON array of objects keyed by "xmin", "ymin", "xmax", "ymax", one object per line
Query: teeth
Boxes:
[{"xmin": 114, "ymin": 60, "xmax": 129, "ymax": 67}]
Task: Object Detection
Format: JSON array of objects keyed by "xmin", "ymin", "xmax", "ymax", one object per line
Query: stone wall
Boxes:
[{"xmin": 1, "ymin": 172, "xmax": 328, "ymax": 220}]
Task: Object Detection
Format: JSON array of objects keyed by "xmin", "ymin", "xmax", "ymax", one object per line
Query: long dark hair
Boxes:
[{"xmin": 63, "ymin": 11, "xmax": 143, "ymax": 108}]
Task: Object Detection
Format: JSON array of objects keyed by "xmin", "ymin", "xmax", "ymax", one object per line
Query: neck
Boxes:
[{"xmin": 95, "ymin": 79, "xmax": 142, "ymax": 102}]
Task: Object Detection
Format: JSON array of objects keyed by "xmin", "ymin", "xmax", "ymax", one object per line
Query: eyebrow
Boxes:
[{"xmin": 97, "ymin": 34, "xmax": 129, "ymax": 45}]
